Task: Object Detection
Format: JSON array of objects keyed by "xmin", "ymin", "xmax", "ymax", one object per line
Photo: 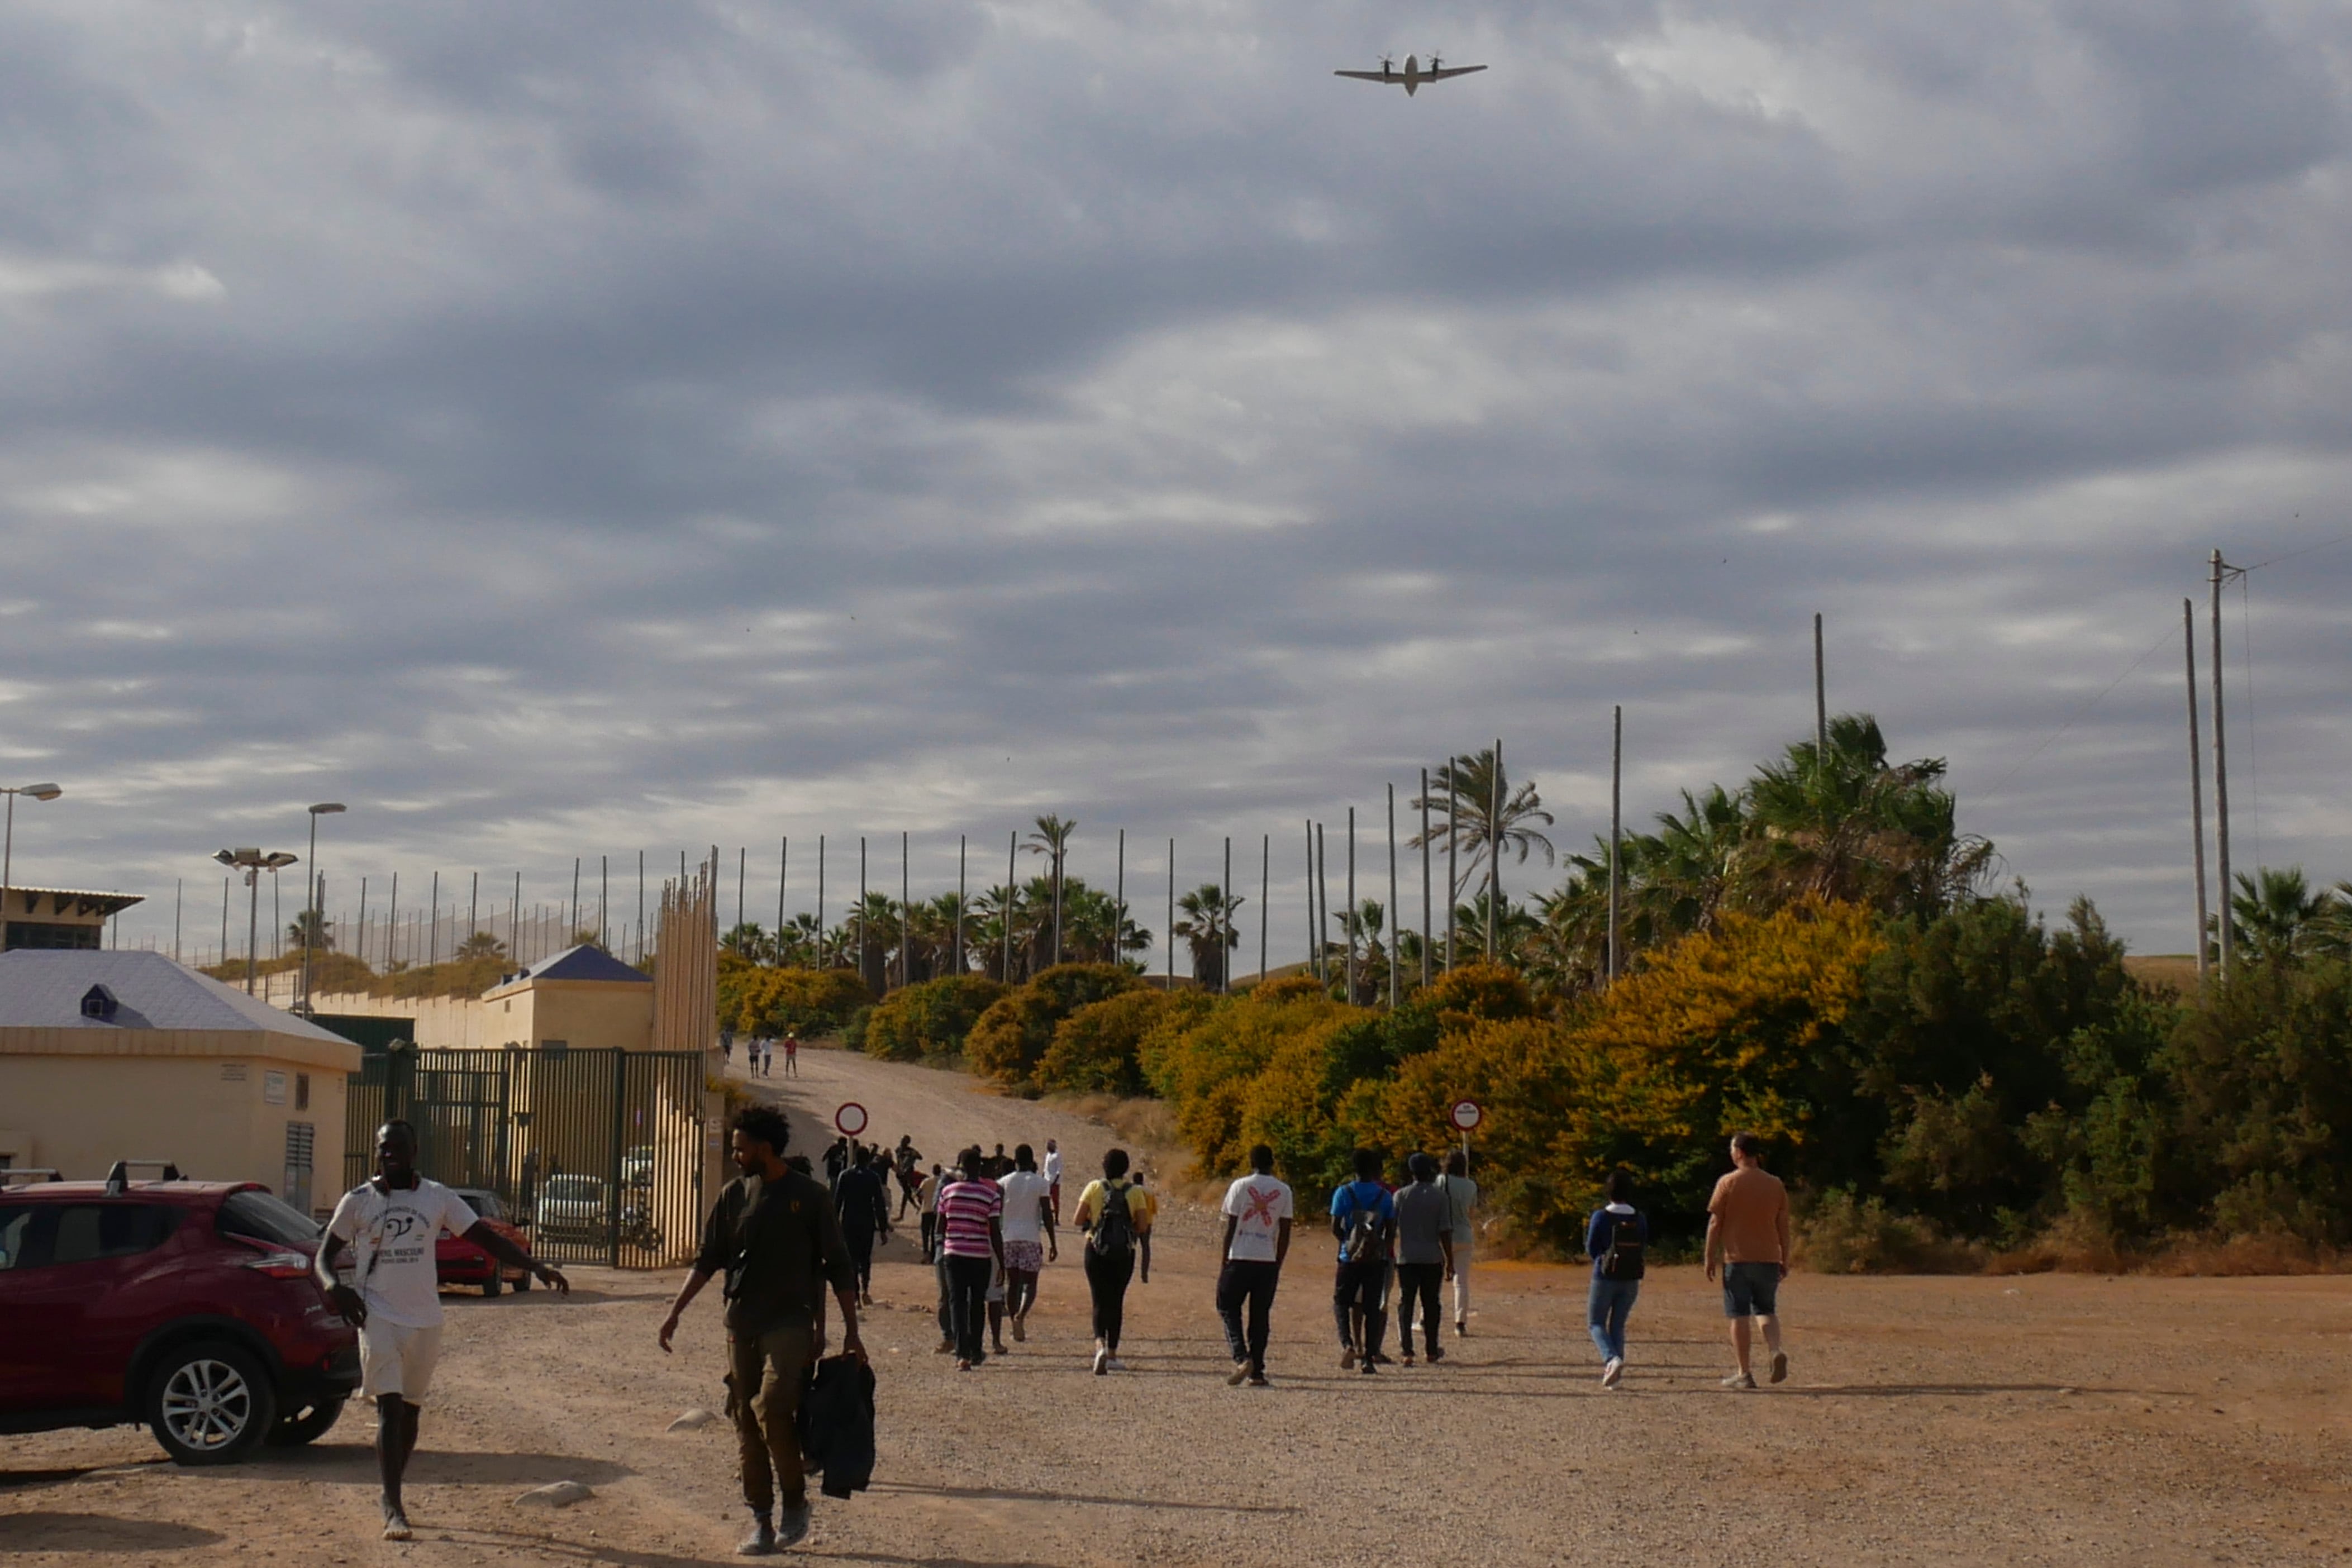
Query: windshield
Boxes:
[
  {"xmin": 217, "ymin": 1189, "xmax": 322, "ymax": 1248},
  {"xmin": 454, "ymin": 1190, "xmax": 504, "ymax": 1221},
  {"xmin": 545, "ymin": 1176, "xmax": 603, "ymax": 1200}
]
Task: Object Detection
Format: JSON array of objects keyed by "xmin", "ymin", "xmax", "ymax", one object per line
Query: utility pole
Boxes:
[
  {"xmin": 510, "ymin": 872, "xmax": 520, "ymax": 962},
  {"xmin": 1486, "ymin": 738, "xmax": 1502, "ymax": 963},
  {"xmin": 1259, "ymin": 833, "xmax": 1269, "ymax": 988},
  {"xmin": 1222, "ymin": 836, "xmax": 1232, "ymax": 995},
  {"xmin": 1115, "ymin": 829, "xmax": 1125, "ymax": 969},
  {"xmin": 736, "ymin": 846, "xmax": 745, "ymax": 936},
  {"xmin": 901, "ymin": 831, "xmax": 911, "ymax": 991},
  {"xmin": 2211, "ymin": 549, "xmax": 2236, "ymax": 978},
  {"xmin": 778, "ymin": 837, "xmax": 788, "ymax": 952},
  {"xmin": 1166, "ymin": 837, "xmax": 1175, "ymax": 987},
  {"xmin": 955, "ymin": 835, "xmax": 965, "ymax": 975},
  {"xmin": 817, "ymin": 836, "xmax": 827, "ymax": 968},
  {"xmin": 1303, "ymin": 821, "xmax": 1316, "ymax": 978},
  {"xmin": 1813, "ymin": 612, "xmax": 1828, "ymax": 765},
  {"xmin": 1316, "ymin": 822, "xmax": 1330, "ymax": 985},
  {"xmin": 1004, "ymin": 831, "xmax": 1017, "ymax": 983},
  {"xmin": 2183, "ymin": 599, "xmax": 2209, "ymax": 981},
  {"xmin": 1608, "ymin": 704, "xmax": 1623, "ymax": 981},
  {"xmin": 1387, "ymin": 783, "xmax": 1399, "ymax": 1009},
  {"xmin": 1345, "ymin": 808, "xmax": 1358, "ymax": 1003},
  {"xmin": 1420, "ymin": 768, "xmax": 1432, "ymax": 987},
  {"xmin": 859, "ymin": 836, "xmax": 868, "ymax": 985}
]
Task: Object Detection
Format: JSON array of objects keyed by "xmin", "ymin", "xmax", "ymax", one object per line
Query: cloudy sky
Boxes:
[{"xmin": 3, "ymin": 0, "xmax": 2348, "ymax": 964}]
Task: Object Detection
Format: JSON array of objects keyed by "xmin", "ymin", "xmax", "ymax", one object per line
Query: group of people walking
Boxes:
[
  {"xmin": 322, "ymin": 1100, "xmax": 1798, "ymax": 1559},
  {"xmin": 720, "ymin": 1028, "xmax": 799, "ymax": 1077}
]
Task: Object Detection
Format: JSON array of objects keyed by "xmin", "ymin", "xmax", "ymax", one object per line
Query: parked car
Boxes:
[
  {"xmin": 435, "ymin": 1188, "xmax": 533, "ymax": 1297},
  {"xmin": 534, "ymin": 1173, "xmax": 610, "ymax": 1244},
  {"xmin": 0, "ymin": 1162, "xmax": 359, "ymax": 1465}
]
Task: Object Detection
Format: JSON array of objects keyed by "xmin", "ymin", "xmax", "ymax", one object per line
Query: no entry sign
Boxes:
[
  {"xmin": 835, "ymin": 1101, "xmax": 869, "ymax": 1137},
  {"xmin": 1450, "ymin": 1099, "xmax": 1484, "ymax": 1132}
]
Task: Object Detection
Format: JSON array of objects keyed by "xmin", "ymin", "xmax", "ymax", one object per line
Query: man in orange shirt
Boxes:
[{"xmin": 1703, "ymin": 1131, "xmax": 1791, "ymax": 1390}]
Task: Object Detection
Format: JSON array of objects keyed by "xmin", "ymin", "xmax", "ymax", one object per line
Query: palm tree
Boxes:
[
  {"xmin": 970, "ymin": 883, "xmax": 1031, "ymax": 982},
  {"xmin": 2230, "ymin": 867, "xmax": 2336, "ymax": 965},
  {"xmin": 1411, "ymin": 747, "xmax": 1556, "ymax": 902},
  {"xmin": 284, "ymin": 909, "xmax": 334, "ymax": 952},
  {"xmin": 1026, "ymin": 814, "xmax": 1076, "ymax": 965},
  {"xmin": 1172, "ymin": 883, "xmax": 1242, "ymax": 989},
  {"xmin": 1335, "ymin": 898, "xmax": 1391, "ymax": 1004},
  {"xmin": 454, "ymin": 930, "xmax": 508, "ymax": 964},
  {"xmin": 721, "ymin": 922, "xmax": 773, "ymax": 962},
  {"xmin": 1741, "ymin": 714, "xmax": 1992, "ymax": 916}
]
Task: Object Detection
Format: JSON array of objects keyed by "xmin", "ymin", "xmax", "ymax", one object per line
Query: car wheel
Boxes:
[
  {"xmin": 266, "ymin": 1395, "xmax": 347, "ymax": 1447},
  {"xmin": 146, "ymin": 1341, "xmax": 279, "ymax": 1465},
  {"xmin": 514, "ymin": 1267, "xmax": 532, "ymax": 1293},
  {"xmin": 482, "ymin": 1270, "xmax": 502, "ymax": 1297}
]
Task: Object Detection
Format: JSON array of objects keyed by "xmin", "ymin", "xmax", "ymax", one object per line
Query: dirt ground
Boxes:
[{"xmin": 7, "ymin": 1045, "xmax": 2352, "ymax": 1567}]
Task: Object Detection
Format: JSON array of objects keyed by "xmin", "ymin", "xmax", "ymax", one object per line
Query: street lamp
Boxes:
[
  {"xmin": 214, "ymin": 847, "xmax": 299, "ymax": 997},
  {"xmin": 299, "ymin": 803, "xmax": 346, "ymax": 1015},
  {"xmin": 1, "ymin": 783, "xmax": 64, "ymax": 952}
]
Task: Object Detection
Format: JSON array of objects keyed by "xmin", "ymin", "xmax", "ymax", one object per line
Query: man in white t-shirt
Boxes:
[
  {"xmin": 1441, "ymin": 1149, "xmax": 1479, "ymax": 1337},
  {"xmin": 996, "ymin": 1144, "xmax": 1057, "ymax": 1343},
  {"xmin": 1215, "ymin": 1143, "xmax": 1293, "ymax": 1387},
  {"xmin": 1043, "ymin": 1139, "xmax": 1064, "ymax": 1222},
  {"xmin": 318, "ymin": 1120, "xmax": 567, "ymax": 1542}
]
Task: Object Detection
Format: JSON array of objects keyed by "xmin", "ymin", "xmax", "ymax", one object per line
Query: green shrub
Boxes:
[
  {"xmin": 723, "ymin": 966, "xmax": 872, "ymax": 1038},
  {"xmin": 862, "ymin": 975, "xmax": 1006, "ymax": 1062},
  {"xmin": 1795, "ymin": 1189, "xmax": 1979, "ymax": 1274},
  {"xmin": 964, "ymin": 964, "xmax": 1137, "ymax": 1088},
  {"xmin": 1037, "ymin": 990, "xmax": 1175, "ymax": 1093}
]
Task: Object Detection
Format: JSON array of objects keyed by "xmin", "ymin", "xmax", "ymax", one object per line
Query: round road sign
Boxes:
[
  {"xmin": 1450, "ymin": 1099, "xmax": 1484, "ymax": 1132},
  {"xmin": 835, "ymin": 1101, "xmax": 869, "ymax": 1137}
]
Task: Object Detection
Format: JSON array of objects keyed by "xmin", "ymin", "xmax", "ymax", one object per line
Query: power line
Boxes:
[{"xmin": 1982, "ymin": 622, "xmax": 2175, "ymax": 800}]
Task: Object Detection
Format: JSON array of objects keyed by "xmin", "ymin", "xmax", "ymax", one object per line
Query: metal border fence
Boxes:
[{"xmin": 345, "ymin": 1045, "xmax": 707, "ymax": 1269}]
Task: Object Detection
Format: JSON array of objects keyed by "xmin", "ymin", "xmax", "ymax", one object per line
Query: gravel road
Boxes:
[{"xmin": 6, "ymin": 1043, "xmax": 2351, "ymax": 1566}]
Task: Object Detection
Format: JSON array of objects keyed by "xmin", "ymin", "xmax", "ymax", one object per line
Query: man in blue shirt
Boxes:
[{"xmin": 1329, "ymin": 1148, "xmax": 1394, "ymax": 1375}]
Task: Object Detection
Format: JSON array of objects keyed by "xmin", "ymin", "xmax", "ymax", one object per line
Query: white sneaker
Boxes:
[
  {"xmin": 1092, "ymin": 1345, "xmax": 1108, "ymax": 1376},
  {"xmin": 1601, "ymin": 1357, "xmax": 1623, "ymax": 1389}
]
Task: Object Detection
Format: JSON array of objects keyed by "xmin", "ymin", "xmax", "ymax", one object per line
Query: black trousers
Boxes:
[
  {"xmin": 1216, "ymin": 1259, "xmax": 1280, "ymax": 1376},
  {"xmin": 945, "ymin": 1254, "xmax": 993, "ymax": 1362},
  {"xmin": 1084, "ymin": 1246, "xmax": 1136, "ymax": 1351},
  {"xmin": 844, "ymin": 1227, "xmax": 875, "ymax": 1295},
  {"xmin": 1395, "ymin": 1261, "xmax": 1443, "ymax": 1355},
  {"xmin": 1332, "ymin": 1257, "xmax": 1387, "ymax": 1355}
]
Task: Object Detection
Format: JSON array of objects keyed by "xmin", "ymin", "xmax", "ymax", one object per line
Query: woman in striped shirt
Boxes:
[{"xmin": 935, "ymin": 1147, "xmax": 1006, "ymax": 1370}]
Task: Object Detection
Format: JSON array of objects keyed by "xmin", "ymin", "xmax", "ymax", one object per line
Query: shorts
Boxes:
[
  {"xmin": 1003, "ymin": 1238, "xmax": 1046, "ymax": 1274},
  {"xmin": 1721, "ymin": 1261, "xmax": 1782, "ymax": 1318},
  {"xmin": 360, "ymin": 1319, "xmax": 444, "ymax": 1403}
]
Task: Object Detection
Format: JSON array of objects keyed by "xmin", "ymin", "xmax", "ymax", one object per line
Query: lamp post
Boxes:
[
  {"xmin": 215, "ymin": 847, "xmax": 299, "ymax": 997},
  {"xmin": 299, "ymin": 804, "xmax": 346, "ymax": 1014},
  {"xmin": 1, "ymin": 783, "xmax": 64, "ymax": 952}
]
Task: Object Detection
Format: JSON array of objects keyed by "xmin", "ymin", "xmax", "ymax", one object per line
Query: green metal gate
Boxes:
[{"xmin": 345, "ymin": 1045, "xmax": 707, "ymax": 1269}]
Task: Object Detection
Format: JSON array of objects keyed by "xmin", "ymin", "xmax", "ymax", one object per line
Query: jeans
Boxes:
[
  {"xmin": 1588, "ymin": 1275, "xmax": 1640, "ymax": 1363},
  {"xmin": 726, "ymin": 1321, "xmax": 816, "ymax": 1514},
  {"xmin": 944, "ymin": 1254, "xmax": 993, "ymax": 1361},
  {"xmin": 1084, "ymin": 1245, "xmax": 1136, "ymax": 1350},
  {"xmin": 1215, "ymin": 1259, "xmax": 1280, "ymax": 1376},
  {"xmin": 1394, "ymin": 1261, "xmax": 1444, "ymax": 1356},
  {"xmin": 1331, "ymin": 1257, "xmax": 1387, "ymax": 1355}
]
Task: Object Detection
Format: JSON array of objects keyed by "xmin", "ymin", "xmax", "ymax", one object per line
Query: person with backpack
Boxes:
[
  {"xmin": 1390, "ymin": 1152, "xmax": 1454, "ymax": 1367},
  {"xmin": 1586, "ymin": 1169, "xmax": 1648, "ymax": 1388},
  {"xmin": 1074, "ymin": 1146, "xmax": 1155, "ymax": 1374},
  {"xmin": 1329, "ymin": 1148, "xmax": 1395, "ymax": 1375}
]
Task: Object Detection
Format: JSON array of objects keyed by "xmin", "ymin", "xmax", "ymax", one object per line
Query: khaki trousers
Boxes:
[{"xmin": 726, "ymin": 1321, "xmax": 816, "ymax": 1514}]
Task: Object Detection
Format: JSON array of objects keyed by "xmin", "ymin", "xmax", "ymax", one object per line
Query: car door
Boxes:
[
  {"xmin": 32, "ymin": 1203, "xmax": 184, "ymax": 1409},
  {"xmin": 0, "ymin": 1203, "xmax": 63, "ymax": 1408}
]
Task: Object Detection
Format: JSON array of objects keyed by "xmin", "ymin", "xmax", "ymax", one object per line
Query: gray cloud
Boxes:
[{"xmin": 1, "ymin": 0, "xmax": 2348, "ymax": 964}]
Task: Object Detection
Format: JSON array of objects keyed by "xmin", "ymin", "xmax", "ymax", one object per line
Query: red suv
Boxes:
[{"xmin": 0, "ymin": 1162, "xmax": 360, "ymax": 1465}]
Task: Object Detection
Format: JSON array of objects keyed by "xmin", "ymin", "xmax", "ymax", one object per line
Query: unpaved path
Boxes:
[{"xmin": 7, "ymin": 1043, "xmax": 2352, "ymax": 1566}]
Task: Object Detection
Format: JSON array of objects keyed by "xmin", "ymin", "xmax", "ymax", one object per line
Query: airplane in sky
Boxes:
[{"xmin": 1334, "ymin": 54, "xmax": 1488, "ymax": 96}]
